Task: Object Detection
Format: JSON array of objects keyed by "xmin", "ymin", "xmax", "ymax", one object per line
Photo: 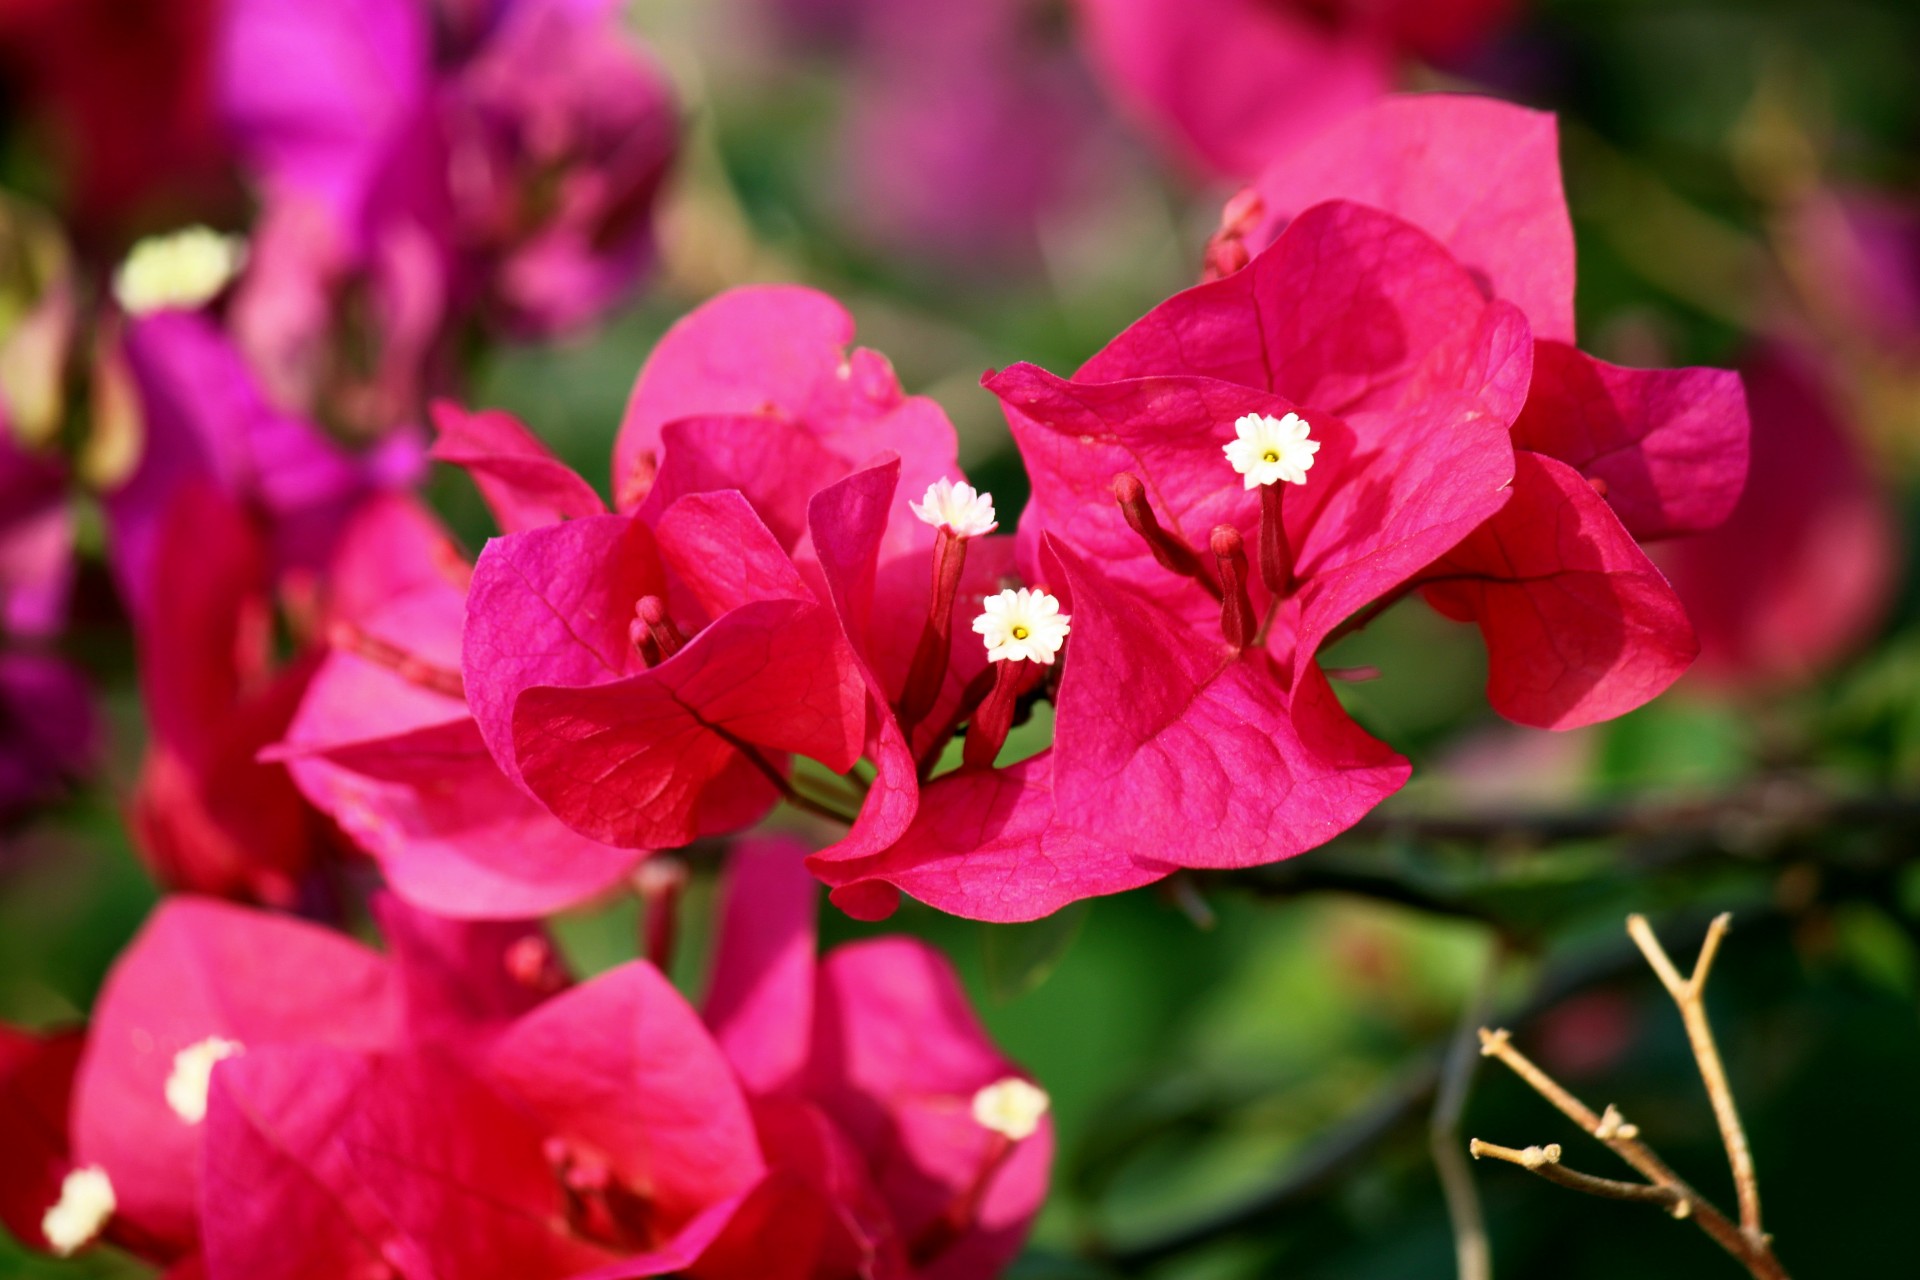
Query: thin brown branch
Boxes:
[
  {"xmin": 1476, "ymin": 1027, "xmax": 1789, "ymax": 1280},
  {"xmin": 1628, "ymin": 913, "xmax": 1764, "ymax": 1241},
  {"xmin": 1468, "ymin": 1140, "xmax": 1684, "ymax": 1210}
]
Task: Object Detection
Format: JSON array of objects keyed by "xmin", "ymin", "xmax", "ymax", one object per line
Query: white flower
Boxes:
[
  {"xmin": 112, "ymin": 226, "xmax": 247, "ymax": 316},
  {"xmin": 972, "ymin": 588, "xmax": 1070, "ymax": 664},
  {"xmin": 164, "ymin": 1036, "xmax": 245, "ymax": 1125},
  {"xmin": 1223, "ymin": 412, "xmax": 1319, "ymax": 489},
  {"xmin": 971, "ymin": 1077, "xmax": 1051, "ymax": 1141},
  {"xmin": 42, "ymin": 1167, "xmax": 115, "ymax": 1256},
  {"xmin": 909, "ymin": 477, "xmax": 998, "ymax": 538}
]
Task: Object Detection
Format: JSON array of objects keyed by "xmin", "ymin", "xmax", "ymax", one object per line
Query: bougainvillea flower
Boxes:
[
  {"xmin": 280, "ymin": 492, "xmax": 648, "ymax": 917},
  {"xmin": 69, "ymin": 898, "xmax": 402, "ymax": 1257},
  {"xmin": 615, "ymin": 285, "xmax": 960, "ymax": 535},
  {"xmin": 1075, "ymin": 0, "xmax": 1515, "ymax": 179},
  {"xmin": 708, "ymin": 836, "xmax": 1053, "ymax": 1275},
  {"xmin": 466, "ymin": 492, "xmax": 866, "ymax": 851},
  {"xmin": 106, "ymin": 309, "xmax": 419, "ymax": 622},
  {"xmin": 831, "ymin": 0, "xmax": 1111, "ymax": 263},
  {"xmin": 0, "ymin": 0, "xmax": 228, "ymax": 236},
  {"xmin": 218, "ymin": 0, "xmax": 675, "ymax": 433},
  {"xmin": 1663, "ymin": 345, "xmax": 1900, "ymax": 687},
  {"xmin": 1235, "ymin": 94, "xmax": 1750, "ymax": 542},
  {"xmin": 261, "ymin": 842, "xmax": 1047, "ymax": 1277},
  {"xmin": 810, "ymin": 200, "xmax": 1621, "ymax": 918},
  {"xmin": 46, "ymin": 894, "xmax": 565, "ymax": 1267},
  {"xmin": 1068, "ymin": 193, "xmax": 1705, "ymax": 729},
  {"xmin": 126, "ymin": 483, "xmax": 328, "ymax": 905}
]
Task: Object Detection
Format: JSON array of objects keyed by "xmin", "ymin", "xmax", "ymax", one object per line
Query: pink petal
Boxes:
[
  {"xmin": 1421, "ymin": 451, "xmax": 1699, "ymax": 729},
  {"xmin": 1661, "ymin": 346, "xmax": 1900, "ymax": 687},
  {"xmin": 615, "ymin": 285, "xmax": 958, "ymax": 523},
  {"xmin": 429, "ymin": 401, "xmax": 607, "ymax": 533},
  {"xmin": 342, "ymin": 1049, "xmax": 614, "ymax": 1280},
  {"xmin": 1075, "ymin": 0, "xmax": 1390, "ymax": 179},
  {"xmin": 462, "ymin": 512, "xmax": 664, "ymax": 784},
  {"xmin": 512, "ymin": 596, "xmax": 859, "ymax": 848},
  {"xmin": 372, "ymin": 894, "xmax": 570, "ymax": 1043},
  {"xmin": 73, "ymin": 899, "xmax": 399, "ymax": 1251},
  {"xmin": 809, "ymin": 938, "xmax": 1051, "ymax": 1274},
  {"xmin": 1047, "ymin": 541, "xmax": 1409, "ymax": 870},
  {"xmin": 1245, "ymin": 94, "xmax": 1577, "ymax": 343},
  {"xmin": 200, "ymin": 1046, "xmax": 402, "ymax": 1280},
  {"xmin": 813, "ymin": 753, "xmax": 1163, "ymax": 924},
  {"xmin": 1514, "ymin": 341, "xmax": 1750, "ymax": 540},
  {"xmin": 485, "ymin": 963, "xmax": 767, "ymax": 1232},
  {"xmin": 705, "ymin": 836, "xmax": 820, "ymax": 1097},
  {"xmin": 1077, "ymin": 201, "xmax": 1520, "ymax": 419}
]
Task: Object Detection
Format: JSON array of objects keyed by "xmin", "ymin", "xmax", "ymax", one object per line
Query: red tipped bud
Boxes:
[{"xmin": 1114, "ymin": 472, "xmax": 1211, "ymax": 589}]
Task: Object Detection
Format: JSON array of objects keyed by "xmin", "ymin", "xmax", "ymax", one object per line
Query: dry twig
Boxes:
[{"xmin": 1471, "ymin": 914, "xmax": 1790, "ymax": 1280}]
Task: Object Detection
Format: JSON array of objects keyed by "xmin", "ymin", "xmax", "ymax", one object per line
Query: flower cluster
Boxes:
[
  {"xmin": 267, "ymin": 97, "xmax": 1747, "ymax": 930},
  {"xmin": 0, "ymin": 25, "xmax": 1759, "ymax": 1267},
  {"xmin": 0, "ymin": 841, "xmax": 1050, "ymax": 1275}
]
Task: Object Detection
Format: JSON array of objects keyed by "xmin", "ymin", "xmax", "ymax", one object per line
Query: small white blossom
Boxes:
[
  {"xmin": 909, "ymin": 477, "xmax": 998, "ymax": 538},
  {"xmin": 112, "ymin": 227, "xmax": 247, "ymax": 316},
  {"xmin": 1223, "ymin": 412, "xmax": 1319, "ymax": 489},
  {"xmin": 972, "ymin": 588, "xmax": 1070, "ymax": 664},
  {"xmin": 41, "ymin": 1167, "xmax": 115, "ymax": 1256},
  {"xmin": 164, "ymin": 1036, "xmax": 245, "ymax": 1125},
  {"xmin": 971, "ymin": 1077, "xmax": 1051, "ymax": 1141}
]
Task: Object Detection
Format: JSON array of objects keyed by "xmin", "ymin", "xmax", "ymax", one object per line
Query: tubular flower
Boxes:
[
  {"xmin": 973, "ymin": 589, "xmax": 1070, "ymax": 664},
  {"xmin": 1223, "ymin": 412, "xmax": 1318, "ymax": 488},
  {"xmin": 912, "ymin": 477, "xmax": 999, "ymax": 538}
]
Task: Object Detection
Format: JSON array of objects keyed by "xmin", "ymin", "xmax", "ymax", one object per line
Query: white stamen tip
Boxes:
[
  {"xmin": 910, "ymin": 477, "xmax": 999, "ymax": 539},
  {"xmin": 971, "ymin": 588, "xmax": 1069, "ymax": 665},
  {"xmin": 971, "ymin": 1077, "xmax": 1050, "ymax": 1141},
  {"xmin": 112, "ymin": 226, "xmax": 247, "ymax": 316},
  {"xmin": 165, "ymin": 1036, "xmax": 244, "ymax": 1125},
  {"xmin": 42, "ymin": 1166, "xmax": 115, "ymax": 1256},
  {"xmin": 1223, "ymin": 412, "xmax": 1319, "ymax": 489}
]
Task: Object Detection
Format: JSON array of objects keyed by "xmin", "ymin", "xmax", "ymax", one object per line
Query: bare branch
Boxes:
[
  {"xmin": 1628, "ymin": 913, "xmax": 1764, "ymax": 1241},
  {"xmin": 1468, "ymin": 1140, "xmax": 1685, "ymax": 1211},
  {"xmin": 1476, "ymin": 1021, "xmax": 1789, "ymax": 1280}
]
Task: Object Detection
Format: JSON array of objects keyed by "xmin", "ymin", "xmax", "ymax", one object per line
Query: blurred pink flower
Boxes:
[
  {"xmin": 1075, "ymin": 0, "xmax": 1517, "ymax": 179},
  {"xmin": 1663, "ymin": 345, "xmax": 1900, "ymax": 688},
  {"xmin": 123, "ymin": 482, "xmax": 328, "ymax": 907},
  {"xmin": 0, "ymin": 0, "xmax": 230, "ymax": 238},
  {"xmin": 0, "ymin": 1024, "xmax": 84, "ymax": 1256},
  {"xmin": 279, "ymin": 489, "xmax": 649, "ymax": 918},
  {"xmin": 219, "ymin": 0, "xmax": 676, "ymax": 434}
]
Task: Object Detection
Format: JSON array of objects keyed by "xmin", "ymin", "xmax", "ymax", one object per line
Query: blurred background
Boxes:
[{"xmin": 2, "ymin": 0, "xmax": 1918, "ymax": 1276}]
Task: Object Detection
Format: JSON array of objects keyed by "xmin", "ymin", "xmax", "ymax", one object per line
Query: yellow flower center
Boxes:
[
  {"xmin": 1011, "ymin": 625, "xmax": 1030, "ymax": 640},
  {"xmin": 1262, "ymin": 449, "xmax": 1280, "ymax": 463}
]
